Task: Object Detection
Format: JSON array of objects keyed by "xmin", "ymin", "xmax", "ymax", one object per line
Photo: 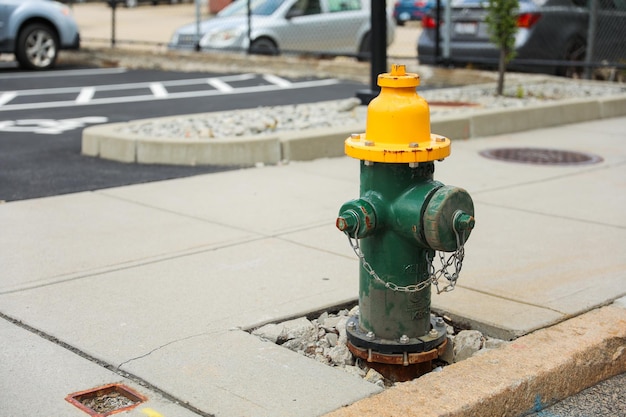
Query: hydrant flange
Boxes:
[{"xmin": 346, "ymin": 315, "xmax": 446, "ymax": 354}]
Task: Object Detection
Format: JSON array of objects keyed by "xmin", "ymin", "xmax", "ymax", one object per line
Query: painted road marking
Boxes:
[
  {"xmin": 0, "ymin": 92, "xmax": 17, "ymax": 106},
  {"xmin": 0, "ymin": 76, "xmax": 340, "ymax": 112},
  {"xmin": 0, "ymin": 117, "xmax": 109, "ymax": 135},
  {"xmin": 149, "ymin": 82, "xmax": 168, "ymax": 98},
  {"xmin": 75, "ymin": 87, "xmax": 96, "ymax": 104},
  {"xmin": 263, "ymin": 74, "xmax": 292, "ymax": 87},
  {"xmin": 207, "ymin": 78, "xmax": 234, "ymax": 92}
]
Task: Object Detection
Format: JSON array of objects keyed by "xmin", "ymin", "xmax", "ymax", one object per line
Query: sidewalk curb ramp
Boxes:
[
  {"xmin": 82, "ymin": 94, "xmax": 626, "ymax": 166},
  {"xmin": 323, "ymin": 301, "xmax": 626, "ymax": 417}
]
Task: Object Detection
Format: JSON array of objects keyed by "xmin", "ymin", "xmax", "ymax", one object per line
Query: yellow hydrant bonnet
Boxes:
[{"xmin": 345, "ymin": 64, "xmax": 451, "ymax": 163}]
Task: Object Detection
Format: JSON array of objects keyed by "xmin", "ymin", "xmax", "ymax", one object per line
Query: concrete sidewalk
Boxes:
[{"xmin": 1, "ymin": 117, "xmax": 625, "ymax": 417}]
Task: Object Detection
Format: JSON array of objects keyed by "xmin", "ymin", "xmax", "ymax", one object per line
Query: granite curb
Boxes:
[
  {"xmin": 82, "ymin": 93, "xmax": 626, "ymax": 166},
  {"xmin": 323, "ymin": 300, "xmax": 626, "ymax": 417}
]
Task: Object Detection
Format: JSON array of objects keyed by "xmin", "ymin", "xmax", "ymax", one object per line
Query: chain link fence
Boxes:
[
  {"xmin": 167, "ymin": 0, "xmax": 388, "ymax": 60},
  {"xmin": 67, "ymin": 0, "xmax": 389, "ymax": 60},
  {"xmin": 419, "ymin": 0, "xmax": 626, "ymax": 80}
]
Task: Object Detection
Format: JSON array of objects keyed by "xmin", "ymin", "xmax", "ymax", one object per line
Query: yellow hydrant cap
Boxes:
[
  {"xmin": 345, "ymin": 64, "xmax": 450, "ymax": 164},
  {"xmin": 378, "ymin": 64, "xmax": 420, "ymax": 88}
]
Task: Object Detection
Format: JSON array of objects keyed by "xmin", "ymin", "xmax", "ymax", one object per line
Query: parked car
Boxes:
[
  {"xmin": 417, "ymin": 0, "xmax": 626, "ymax": 77},
  {"xmin": 121, "ymin": 0, "xmax": 180, "ymax": 7},
  {"xmin": 393, "ymin": 0, "xmax": 436, "ymax": 26},
  {"xmin": 0, "ymin": 0, "xmax": 80, "ymax": 70},
  {"xmin": 169, "ymin": 0, "xmax": 395, "ymax": 60}
]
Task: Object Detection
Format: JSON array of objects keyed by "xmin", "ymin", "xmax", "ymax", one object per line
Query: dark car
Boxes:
[
  {"xmin": 393, "ymin": 0, "xmax": 436, "ymax": 25},
  {"xmin": 417, "ymin": 0, "xmax": 626, "ymax": 77}
]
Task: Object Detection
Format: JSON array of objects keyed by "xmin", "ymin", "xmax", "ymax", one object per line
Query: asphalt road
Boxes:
[
  {"xmin": 521, "ymin": 373, "xmax": 625, "ymax": 417},
  {"xmin": 0, "ymin": 63, "xmax": 365, "ymax": 202}
]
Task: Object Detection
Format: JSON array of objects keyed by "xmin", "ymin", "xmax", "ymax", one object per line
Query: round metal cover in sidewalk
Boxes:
[{"xmin": 479, "ymin": 148, "xmax": 603, "ymax": 166}]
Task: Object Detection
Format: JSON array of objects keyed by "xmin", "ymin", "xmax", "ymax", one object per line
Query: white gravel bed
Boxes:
[{"xmin": 117, "ymin": 80, "xmax": 625, "ymax": 140}]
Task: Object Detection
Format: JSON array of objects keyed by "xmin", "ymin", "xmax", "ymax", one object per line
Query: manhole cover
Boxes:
[
  {"xmin": 479, "ymin": 148, "xmax": 603, "ymax": 165},
  {"xmin": 66, "ymin": 383, "xmax": 146, "ymax": 416}
]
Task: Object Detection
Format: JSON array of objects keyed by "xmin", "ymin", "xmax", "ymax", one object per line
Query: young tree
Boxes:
[{"xmin": 485, "ymin": 0, "xmax": 519, "ymax": 95}]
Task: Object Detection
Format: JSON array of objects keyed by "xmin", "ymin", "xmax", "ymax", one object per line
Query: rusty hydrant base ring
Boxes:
[{"xmin": 347, "ymin": 338, "xmax": 447, "ymax": 365}]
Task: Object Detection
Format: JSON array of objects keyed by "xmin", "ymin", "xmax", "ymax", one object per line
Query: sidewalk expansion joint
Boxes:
[
  {"xmin": 0, "ymin": 235, "xmax": 269, "ymax": 296},
  {"xmin": 95, "ymin": 190, "xmax": 261, "ymax": 236},
  {"xmin": 97, "ymin": 189, "xmax": 338, "ymax": 239},
  {"xmin": 472, "ymin": 161, "xmax": 620, "ymax": 197},
  {"xmin": 455, "ymin": 285, "xmax": 567, "ymax": 317},
  {"xmin": 0, "ymin": 311, "xmax": 215, "ymax": 417},
  {"xmin": 475, "ymin": 200, "xmax": 626, "ymax": 230}
]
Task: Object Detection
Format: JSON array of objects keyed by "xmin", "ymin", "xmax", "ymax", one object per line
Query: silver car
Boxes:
[
  {"xmin": 0, "ymin": 0, "xmax": 80, "ymax": 70},
  {"xmin": 170, "ymin": 0, "xmax": 395, "ymax": 60}
]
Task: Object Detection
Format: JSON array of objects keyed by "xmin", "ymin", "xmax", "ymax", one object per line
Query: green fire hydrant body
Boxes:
[{"xmin": 336, "ymin": 65, "xmax": 475, "ymax": 381}]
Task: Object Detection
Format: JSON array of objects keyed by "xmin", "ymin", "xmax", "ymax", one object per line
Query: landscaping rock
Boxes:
[{"xmin": 453, "ymin": 330, "xmax": 485, "ymax": 362}]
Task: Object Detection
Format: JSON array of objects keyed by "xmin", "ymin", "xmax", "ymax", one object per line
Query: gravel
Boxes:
[
  {"xmin": 116, "ymin": 80, "xmax": 625, "ymax": 140},
  {"xmin": 252, "ymin": 306, "xmax": 508, "ymax": 388}
]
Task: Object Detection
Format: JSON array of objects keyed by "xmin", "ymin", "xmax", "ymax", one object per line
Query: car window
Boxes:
[
  {"xmin": 289, "ymin": 0, "xmax": 322, "ymax": 15},
  {"xmin": 598, "ymin": 0, "xmax": 626, "ymax": 8},
  {"xmin": 328, "ymin": 0, "xmax": 362, "ymax": 12},
  {"xmin": 219, "ymin": 0, "xmax": 283, "ymax": 17},
  {"xmin": 451, "ymin": 0, "xmax": 486, "ymax": 6}
]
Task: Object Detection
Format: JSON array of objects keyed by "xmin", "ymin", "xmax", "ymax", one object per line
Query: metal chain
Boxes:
[
  {"xmin": 428, "ymin": 214, "xmax": 467, "ymax": 294},
  {"xmin": 344, "ymin": 212, "xmax": 466, "ymax": 294}
]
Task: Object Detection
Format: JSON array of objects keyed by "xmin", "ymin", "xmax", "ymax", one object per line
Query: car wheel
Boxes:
[
  {"xmin": 15, "ymin": 23, "xmax": 59, "ymax": 70},
  {"xmin": 396, "ymin": 18, "xmax": 406, "ymax": 27},
  {"xmin": 559, "ymin": 37, "xmax": 586, "ymax": 78},
  {"xmin": 250, "ymin": 37, "xmax": 279, "ymax": 55},
  {"xmin": 357, "ymin": 32, "xmax": 371, "ymax": 62}
]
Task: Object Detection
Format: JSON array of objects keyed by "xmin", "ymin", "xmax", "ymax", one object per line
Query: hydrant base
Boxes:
[
  {"xmin": 345, "ymin": 316, "xmax": 447, "ymax": 354},
  {"xmin": 347, "ymin": 338, "xmax": 447, "ymax": 382}
]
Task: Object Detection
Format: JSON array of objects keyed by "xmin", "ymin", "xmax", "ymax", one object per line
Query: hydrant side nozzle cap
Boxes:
[
  {"xmin": 423, "ymin": 186, "xmax": 474, "ymax": 252},
  {"xmin": 378, "ymin": 64, "xmax": 420, "ymax": 88}
]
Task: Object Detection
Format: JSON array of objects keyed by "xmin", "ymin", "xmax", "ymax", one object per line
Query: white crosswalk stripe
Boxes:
[
  {"xmin": 0, "ymin": 74, "xmax": 339, "ymax": 112},
  {"xmin": 75, "ymin": 87, "xmax": 95, "ymax": 104},
  {"xmin": 149, "ymin": 83, "xmax": 168, "ymax": 98}
]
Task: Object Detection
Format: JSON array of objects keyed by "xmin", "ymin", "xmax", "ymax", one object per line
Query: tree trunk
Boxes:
[{"xmin": 497, "ymin": 48, "xmax": 506, "ymax": 95}]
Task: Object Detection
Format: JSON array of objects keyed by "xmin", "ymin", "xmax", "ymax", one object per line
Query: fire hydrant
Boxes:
[{"xmin": 336, "ymin": 65, "xmax": 475, "ymax": 382}]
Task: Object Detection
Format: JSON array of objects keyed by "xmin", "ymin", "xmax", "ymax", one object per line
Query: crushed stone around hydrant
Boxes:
[{"xmin": 251, "ymin": 306, "xmax": 508, "ymax": 388}]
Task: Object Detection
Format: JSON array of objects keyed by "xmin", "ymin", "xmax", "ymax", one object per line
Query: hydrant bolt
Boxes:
[
  {"xmin": 336, "ymin": 213, "xmax": 356, "ymax": 233},
  {"xmin": 455, "ymin": 212, "xmax": 475, "ymax": 232}
]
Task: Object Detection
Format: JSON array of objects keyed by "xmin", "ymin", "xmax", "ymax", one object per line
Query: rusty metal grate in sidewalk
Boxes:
[{"xmin": 65, "ymin": 383, "xmax": 146, "ymax": 416}]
